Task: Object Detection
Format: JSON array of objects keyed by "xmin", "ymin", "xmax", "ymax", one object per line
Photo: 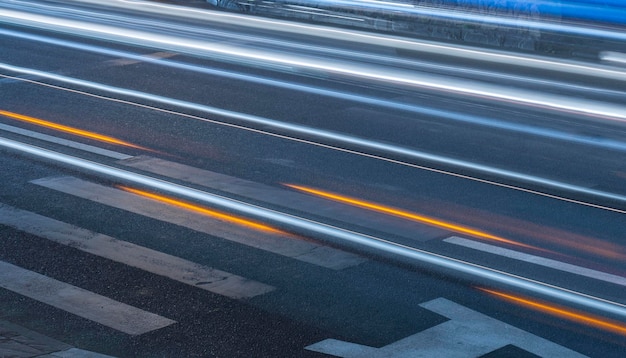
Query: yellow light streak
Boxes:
[
  {"xmin": 285, "ymin": 184, "xmax": 534, "ymax": 249},
  {"xmin": 480, "ymin": 288, "xmax": 626, "ymax": 336},
  {"xmin": 119, "ymin": 186, "xmax": 284, "ymax": 234},
  {"xmin": 0, "ymin": 110, "xmax": 145, "ymax": 149}
]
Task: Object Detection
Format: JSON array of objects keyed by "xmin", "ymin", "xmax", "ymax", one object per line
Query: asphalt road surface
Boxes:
[{"xmin": 1, "ymin": 1, "xmax": 626, "ymax": 357}]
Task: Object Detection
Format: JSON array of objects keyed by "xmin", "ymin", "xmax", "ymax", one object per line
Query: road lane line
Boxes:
[
  {"xmin": 0, "ymin": 203, "xmax": 274, "ymax": 299},
  {"xmin": 0, "ymin": 260, "xmax": 175, "ymax": 335},
  {"xmin": 444, "ymin": 236, "xmax": 626, "ymax": 287},
  {"xmin": 307, "ymin": 297, "xmax": 587, "ymax": 357},
  {"xmin": 30, "ymin": 176, "xmax": 364, "ymax": 270},
  {"xmin": 0, "ymin": 123, "xmax": 132, "ymax": 160},
  {"xmin": 3, "ymin": 138, "xmax": 626, "ymax": 320}
]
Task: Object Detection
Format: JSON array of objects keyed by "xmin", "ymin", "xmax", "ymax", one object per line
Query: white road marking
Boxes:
[
  {"xmin": 0, "ymin": 204, "xmax": 274, "ymax": 299},
  {"xmin": 3, "ymin": 138, "xmax": 623, "ymax": 318},
  {"xmin": 0, "ymin": 123, "xmax": 132, "ymax": 159},
  {"xmin": 31, "ymin": 176, "xmax": 365, "ymax": 270},
  {"xmin": 444, "ymin": 236, "xmax": 626, "ymax": 287},
  {"xmin": 306, "ymin": 297, "xmax": 587, "ymax": 357},
  {"xmin": 0, "ymin": 260, "xmax": 175, "ymax": 335}
]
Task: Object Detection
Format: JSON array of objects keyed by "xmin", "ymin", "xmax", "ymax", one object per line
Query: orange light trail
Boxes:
[
  {"xmin": 285, "ymin": 184, "xmax": 535, "ymax": 249},
  {"xmin": 480, "ymin": 288, "xmax": 626, "ymax": 336},
  {"xmin": 119, "ymin": 186, "xmax": 284, "ymax": 234},
  {"xmin": 0, "ymin": 110, "xmax": 145, "ymax": 149}
]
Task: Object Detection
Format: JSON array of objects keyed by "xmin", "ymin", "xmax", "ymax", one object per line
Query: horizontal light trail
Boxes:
[
  {"xmin": 0, "ymin": 109, "xmax": 146, "ymax": 150},
  {"xmin": 5, "ymin": 27, "xmax": 625, "ymax": 100},
  {"xmin": 3, "ymin": 29, "xmax": 626, "ymax": 153},
  {"xmin": 34, "ymin": 175, "xmax": 363, "ymax": 270},
  {"xmin": 601, "ymin": 51, "xmax": 626, "ymax": 65},
  {"xmin": 118, "ymin": 186, "xmax": 285, "ymax": 235},
  {"xmin": 285, "ymin": 184, "xmax": 535, "ymax": 250},
  {"xmin": 2, "ymin": 9, "xmax": 626, "ymax": 121},
  {"xmin": 481, "ymin": 288, "xmax": 626, "ymax": 337},
  {"xmin": 66, "ymin": 0, "xmax": 626, "ymax": 57},
  {"xmin": 446, "ymin": 237, "xmax": 626, "ymax": 287},
  {"xmin": 2, "ymin": 136, "xmax": 626, "ymax": 321},
  {"xmin": 1, "ymin": 64, "xmax": 625, "ymax": 213}
]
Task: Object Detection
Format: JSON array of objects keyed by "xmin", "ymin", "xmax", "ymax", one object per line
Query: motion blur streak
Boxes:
[
  {"xmin": 3, "ymin": 10, "xmax": 626, "ymax": 121},
  {"xmin": 481, "ymin": 288, "xmax": 626, "ymax": 337},
  {"xmin": 3, "ymin": 64, "xmax": 626, "ymax": 213},
  {"xmin": 285, "ymin": 184, "xmax": 534, "ymax": 249},
  {"xmin": 2, "ymin": 136, "xmax": 625, "ymax": 319},
  {"xmin": 118, "ymin": 186, "xmax": 285, "ymax": 235},
  {"xmin": 431, "ymin": 201, "xmax": 626, "ymax": 262},
  {"xmin": 78, "ymin": 0, "xmax": 626, "ymax": 42},
  {"xmin": 0, "ymin": 110, "xmax": 146, "ymax": 150},
  {"xmin": 3, "ymin": 29, "xmax": 625, "ymax": 153}
]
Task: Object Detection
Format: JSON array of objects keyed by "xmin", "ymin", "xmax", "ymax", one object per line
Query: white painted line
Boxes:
[
  {"xmin": 0, "ymin": 123, "xmax": 132, "ymax": 160},
  {"xmin": 0, "ymin": 260, "xmax": 175, "ymax": 335},
  {"xmin": 31, "ymin": 176, "xmax": 364, "ymax": 270},
  {"xmin": 444, "ymin": 236, "xmax": 626, "ymax": 287},
  {"xmin": 0, "ymin": 204, "xmax": 274, "ymax": 299},
  {"xmin": 307, "ymin": 297, "xmax": 587, "ymax": 357}
]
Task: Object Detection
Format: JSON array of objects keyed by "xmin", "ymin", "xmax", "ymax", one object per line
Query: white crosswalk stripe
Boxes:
[
  {"xmin": 0, "ymin": 260, "xmax": 176, "ymax": 336},
  {"xmin": 0, "ymin": 203, "xmax": 275, "ymax": 299}
]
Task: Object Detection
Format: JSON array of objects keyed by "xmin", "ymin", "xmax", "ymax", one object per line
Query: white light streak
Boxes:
[{"xmin": 1, "ymin": 9, "xmax": 626, "ymax": 121}]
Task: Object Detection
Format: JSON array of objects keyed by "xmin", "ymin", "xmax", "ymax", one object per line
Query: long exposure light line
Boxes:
[
  {"xmin": 285, "ymin": 184, "xmax": 536, "ymax": 249},
  {"xmin": 118, "ymin": 186, "xmax": 285, "ymax": 234},
  {"xmin": 2, "ymin": 136, "xmax": 626, "ymax": 321},
  {"xmin": 481, "ymin": 288, "xmax": 626, "ymax": 336},
  {"xmin": 2, "ymin": 9, "xmax": 626, "ymax": 121},
  {"xmin": 1, "ymin": 65, "xmax": 625, "ymax": 214},
  {"xmin": 0, "ymin": 110, "xmax": 145, "ymax": 149},
  {"xmin": 3, "ymin": 28, "xmax": 626, "ymax": 153}
]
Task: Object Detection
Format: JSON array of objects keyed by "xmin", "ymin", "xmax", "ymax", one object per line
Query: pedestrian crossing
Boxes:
[
  {"xmin": 0, "ymin": 204, "xmax": 275, "ymax": 300},
  {"xmin": 0, "ymin": 202, "xmax": 279, "ymax": 338},
  {"xmin": 0, "ymin": 197, "xmax": 591, "ymax": 357},
  {"xmin": 0, "ymin": 170, "xmax": 366, "ymax": 337},
  {"xmin": 0, "ymin": 140, "xmax": 603, "ymax": 356},
  {"xmin": 0, "ymin": 260, "xmax": 176, "ymax": 336}
]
